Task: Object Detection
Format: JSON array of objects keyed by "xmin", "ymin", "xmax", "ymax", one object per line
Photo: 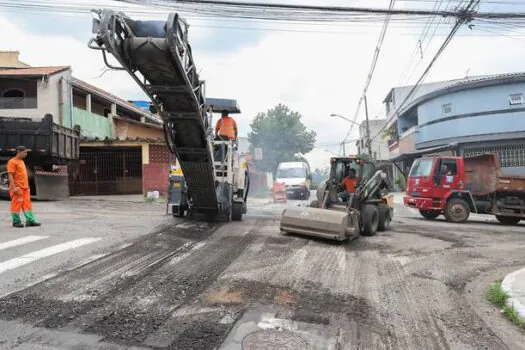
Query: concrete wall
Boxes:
[
  {"xmin": 114, "ymin": 119, "xmax": 163, "ymax": 139},
  {"xmin": 72, "ymin": 107, "xmax": 113, "ymax": 138},
  {"xmin": 416, "ymin": 82, "xmax": 525, "ymax": 145}
]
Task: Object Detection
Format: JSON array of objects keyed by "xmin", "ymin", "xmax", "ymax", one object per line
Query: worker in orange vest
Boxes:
[
  {"xmin": 7, "ymin": 146, "xmax": 41, "ymax": 228},
  {"xmin": 215, "ymin": 110, "xmax": 238, "ymax": 141}
]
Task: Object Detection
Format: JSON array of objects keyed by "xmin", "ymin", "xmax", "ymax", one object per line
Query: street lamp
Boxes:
[{"xmin": 330, "ymin": 111, "xmax": 373, "ymax": 158}]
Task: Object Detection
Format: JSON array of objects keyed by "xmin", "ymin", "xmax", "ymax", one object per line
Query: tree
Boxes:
[{"xmin": 248, "ymin": 103, "xmax": 316, "ymax": 174}]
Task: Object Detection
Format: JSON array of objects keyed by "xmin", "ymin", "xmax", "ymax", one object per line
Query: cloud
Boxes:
[{"xmin": 1, "ymin": 0, "xmax": 524, "ymax": 156}]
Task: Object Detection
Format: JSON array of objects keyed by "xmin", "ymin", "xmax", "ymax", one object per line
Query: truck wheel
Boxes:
[
  {"xmin": 0, "ymin": 164, "xmax": 9, "ymax": 199},
  {"xmin": 495, "ymin": 215, "xmax": 521, "ymax": 225},
  {"xmin": 419, "ymin": 210, "xmax": 440, "ymax": 220},
  {"xmin": 309, "ymin": 200, "xmax": 319, "ymax": 208},
  {"xmin": 232, "ymin": 201, "xmax": 243, "ymax": 221},
  {"xmin": 361, "ymin": 204, "xmax": 379, "ymax": 236},
  {"xmin": 444, "ymin": 198, "xmax": 470, "ymax": 223},
  {"xmin": 377, "ymin": 203, "xmax": 391, "ymax": 231}
]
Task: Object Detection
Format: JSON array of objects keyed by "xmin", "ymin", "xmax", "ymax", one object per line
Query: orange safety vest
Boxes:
[{"xmin": 215, "ymin": 116, "xmax": 237, "ymax": 140}]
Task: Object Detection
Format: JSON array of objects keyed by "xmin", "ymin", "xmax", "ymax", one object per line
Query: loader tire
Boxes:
[
  {"xmin": 309, "ymin": 200, "xmax": 319, "ymax": 208},
  {"xmin": 0, "ymin": 164, "xmax": 9, "ymax": 199},
  {"xmin": 444, "ymin": 198, "xmax": 470, "ymax": 223},
  {"xmin": 377, "ymin": 203, "xmax": 391, "ymax": 232},
  {"xmin": 361, "ymin": 204, "xmax": 379, "ymax": 236}
]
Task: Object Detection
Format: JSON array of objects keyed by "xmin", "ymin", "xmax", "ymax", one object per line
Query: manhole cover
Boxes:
[{"xmin": 242, "ymin": 329, "xmax": 310, "ymax": 350}]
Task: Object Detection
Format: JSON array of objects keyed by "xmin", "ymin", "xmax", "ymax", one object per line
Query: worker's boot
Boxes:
[
  {"xmin": 11, "ymin": 213, "xmax": 23, "ymax": 228},
  {"xmin": 24, "ymin": 211, "xmax": 41, "ymax": 227},
  {"xmin": 25, "ymin": 221, "xmax": 42, "ymax": 227}
]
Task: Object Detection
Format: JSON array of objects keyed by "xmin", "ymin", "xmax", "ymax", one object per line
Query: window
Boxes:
[
  {"xmin": 509, "ymin": 93, "xmax": 523, "ymax": 105},
  {"xmin": 442, "ymin": 103, "xmax": 452, "ymax": 115},
  {"xmin": 437, "ymin": 159, "xmax": 458, "ymax": 176},
  {"xmin": 2, "ymin": 89, "xmax": 24, "ymax": 98},
  {"xmin": 409, "ymin": 158, "xmax": 434, "ymax": 177},
  {"xmin": 276, "ymin": 168, "xmax": 306, "ymax": 179},
  {"xmin": 0, "ymin": 89, "xmax": 26, "ymax": 109}
]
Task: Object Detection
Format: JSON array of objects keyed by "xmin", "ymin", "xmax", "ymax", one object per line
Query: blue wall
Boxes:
[{"xmin": 415, "ymin": 82, "xmax": 525, "ymax": 145}]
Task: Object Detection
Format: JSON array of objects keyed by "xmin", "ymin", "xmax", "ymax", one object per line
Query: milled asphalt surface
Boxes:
[{"xmin": 0, "ymin": 193, "xmax": 525, "ymax": 349}]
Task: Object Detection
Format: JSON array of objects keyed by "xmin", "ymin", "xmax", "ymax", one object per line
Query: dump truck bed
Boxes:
[
  {"xmin": 464, "ymin": 153, "xmax": 525, "ymax": 195},
  {"xmin": 0, "ymin": 114, "xmax": 79, "ymax": 160}
]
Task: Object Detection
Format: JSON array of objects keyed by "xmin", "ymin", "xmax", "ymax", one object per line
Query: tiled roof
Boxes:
[
  {"xmin": 0, "ymin": 66, "xmax": 70, "ymax": 76},
  {"xmin": 72, "ymin": 77, "xmax": 162, "ymax": 125},
  {"xmin": 80, "ymin": 136, "xmax": 165, "ymax": 144}
]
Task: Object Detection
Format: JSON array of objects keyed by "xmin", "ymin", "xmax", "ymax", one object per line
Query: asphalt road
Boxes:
[{"xmin": 0, "ymin": 194, "xmax": 525, "ymax": 349}]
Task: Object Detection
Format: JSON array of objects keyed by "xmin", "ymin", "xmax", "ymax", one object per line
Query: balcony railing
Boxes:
[{"xmin": 0, "ymin": 97, "xmax": 38, "ymax": 109}]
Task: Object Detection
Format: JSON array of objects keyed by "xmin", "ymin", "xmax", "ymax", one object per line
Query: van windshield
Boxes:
[
  {"xmin": 277, "ymin": 168, "xmax": 306, "ymax": 179},
  {"xmin": 409, "ymin": 158, "xmax": 434, "ymax": 177}
]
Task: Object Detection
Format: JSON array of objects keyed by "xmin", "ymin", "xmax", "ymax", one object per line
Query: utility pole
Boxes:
[{"xmin": 364, "ymin": 94, "xmax": 372, "ymax": 159}]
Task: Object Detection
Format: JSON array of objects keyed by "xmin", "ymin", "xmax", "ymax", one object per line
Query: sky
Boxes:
[{"xmin": 1, "ymin": 0, "xmax": 525, "ymax": 157}]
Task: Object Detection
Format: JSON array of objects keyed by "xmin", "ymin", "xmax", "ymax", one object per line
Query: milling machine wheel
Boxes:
[{"xmin": 232, "ymin": 201, "xmax": 243, "ymax": 221}]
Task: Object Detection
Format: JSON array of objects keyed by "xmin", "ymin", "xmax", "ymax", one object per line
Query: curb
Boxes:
[{"xmin": 501, "ymin": 267, "xmax": 525, "ymax": 319}]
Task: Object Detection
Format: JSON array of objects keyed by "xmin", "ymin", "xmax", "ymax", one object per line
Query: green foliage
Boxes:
[
  {"xmin": 248, "ymin": 103, "xmax": 316, "ymax": 174},
  {"xmin": 487, "ymin": 280, "xmax": 525, "ymax": 330},
  {"xmin": 487, "ymin": 281, "xmax": 509, "ymax": 308}
]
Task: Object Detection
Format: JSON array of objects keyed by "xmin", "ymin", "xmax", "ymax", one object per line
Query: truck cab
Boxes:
[{"xmin": 404, "ymin": 156, "xmax": 471, "ymax": 222}]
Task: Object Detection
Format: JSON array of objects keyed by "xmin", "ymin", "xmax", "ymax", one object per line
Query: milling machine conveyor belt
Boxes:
[{"xmin": 89, "ymin": 9, "xmax": 218, "ymax": 213}]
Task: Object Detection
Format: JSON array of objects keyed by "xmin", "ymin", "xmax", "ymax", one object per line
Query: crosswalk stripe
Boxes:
[
  {"xmin": 0, "ymin": 238, "xmax": 101, "ymax": 275},
  {"xmin": 0, "ymin": 236, "xmax": 49, "ymax": 251}
]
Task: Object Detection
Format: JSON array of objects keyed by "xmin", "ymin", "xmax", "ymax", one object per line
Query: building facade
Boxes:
[
  {"xmin": 0, "ymin": 58, "xmax": 172, "ymax": 196},
  {"xmin": 355, "ymin": 118, "xmax": 389, "ymax": 161},
  {"xmin": 383, "ymin": 73, "xmax": 525, "ymax": 184}
]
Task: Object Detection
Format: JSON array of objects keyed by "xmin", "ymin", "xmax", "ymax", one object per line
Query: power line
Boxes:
[
  {"xmin": 369, "ymin": 0, "xmax": 479, "ymax": 142},
  {"xmin": 341, "ymin": 0, "xmax": 396, "ymax": 144}
]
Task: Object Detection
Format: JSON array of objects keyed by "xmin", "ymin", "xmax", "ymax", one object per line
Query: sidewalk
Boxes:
[{"xmin": 502, "ymin": 268, "xmax": 525, "ymax": 318}]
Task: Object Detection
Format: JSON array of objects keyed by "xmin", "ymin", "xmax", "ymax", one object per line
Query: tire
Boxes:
[
  {"xmin": 232, "ymin": 201, "xmax": 243, "ymax": 221},
  {"xmin": 361, "ymin": 204, "xmax": 379, "ymax": 236},
  {"xmin": 495, "ymin": 215, "xmax": 521, "ymax": 225},
  {"xmin": 377, "ymin": 203, "xmax": 391, "ymax": 232},
  {"xmin": 419, "ymin": 209, "xmax": 440, "ymax": 220},
  {"xmin": 309, "ymin": 199, "xmax": 319, "ymax": 208},
  {"xmin": 0, "ymin": 164, "xmax": 9, "ymax": 199},
  {"xmin": 444, "ymin": 198, "xmax": 470, "ymax": 223}
]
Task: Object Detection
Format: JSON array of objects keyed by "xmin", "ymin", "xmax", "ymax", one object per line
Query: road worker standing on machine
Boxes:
[{"xmin": 215, "ymin": 110, "xmax": 238, "ymax": 141}]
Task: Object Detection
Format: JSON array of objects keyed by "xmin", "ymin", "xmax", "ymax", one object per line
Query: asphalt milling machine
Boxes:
[
  {"xmin": 89, "ymin": 9, "xmax": 249, "ymax": 221},
  {"xmin": 280, "ymin": 156, "xmax": 394, "ymax": 241}
]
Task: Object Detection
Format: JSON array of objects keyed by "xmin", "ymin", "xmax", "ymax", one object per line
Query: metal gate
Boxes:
[
  {"xmin": 461, "ymin": 143, "xmax": 525, "ymax": 167},
  {"xmin": 69, "ymin": 147, "xmax": 142, "ymax": 195}
]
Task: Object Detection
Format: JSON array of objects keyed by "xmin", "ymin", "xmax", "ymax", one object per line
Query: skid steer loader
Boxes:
[{"xmin": 280, "ymin": 156, "xmax": 393, "ymax": 241}]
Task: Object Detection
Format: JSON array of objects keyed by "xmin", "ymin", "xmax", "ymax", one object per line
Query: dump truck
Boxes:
[
  {"xmin": 280, "ymin": 156, "xmax": 394, "ymax": 241},
  {"xmin": 404, "ymin": 152, "xmax": 525, "ymax": 225},
  {"xmin": 0, "ymin": 114, "xmax": 80, "ymax": 200},
  {"xmin": 89, "ymin": 9, "xmax": 249, "ymax": 221}
]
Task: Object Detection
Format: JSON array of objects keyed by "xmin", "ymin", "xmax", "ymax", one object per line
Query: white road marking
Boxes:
[
  {"xmin": 0, "ymin": 238, "xmax": 101, "ymax": 275},
  {"xmin": 0, "ymin": 236, "xmax": 48, "ymax": 251}
]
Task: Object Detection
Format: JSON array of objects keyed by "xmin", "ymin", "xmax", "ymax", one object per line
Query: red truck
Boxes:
[{"xmin": 403, "ymin": 153, "xmax": 525, "ymax": 225}]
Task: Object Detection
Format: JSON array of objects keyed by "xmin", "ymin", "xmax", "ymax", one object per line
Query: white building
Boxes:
[{"xmin": 355, "ymin": 118, "xmax": 389, "ymax": 161}]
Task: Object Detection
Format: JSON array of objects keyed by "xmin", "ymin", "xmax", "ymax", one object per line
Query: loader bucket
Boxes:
[{"xmin": 280, "ymin": 207, "xmax": 358, "ymax": 241}]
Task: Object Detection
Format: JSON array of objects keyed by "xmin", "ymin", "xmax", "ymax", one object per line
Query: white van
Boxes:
[{"xmin": 275, "ymin": 161, "xmax": 311, "ymax": 199}]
